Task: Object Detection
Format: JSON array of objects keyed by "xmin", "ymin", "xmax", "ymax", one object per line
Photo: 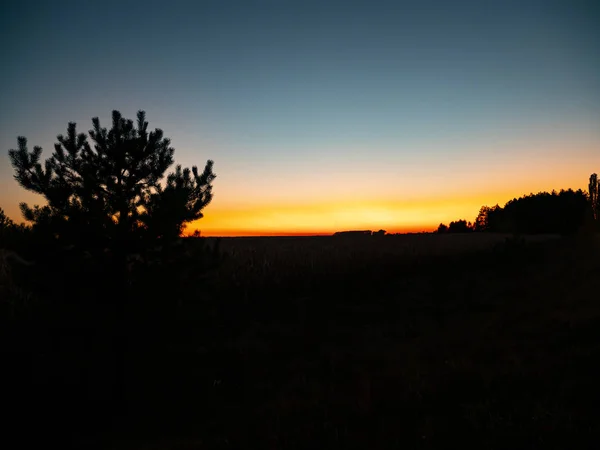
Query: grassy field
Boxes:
[{"xmin": 4, "ymin": 232, "xmax": 600, "ymax": 449}]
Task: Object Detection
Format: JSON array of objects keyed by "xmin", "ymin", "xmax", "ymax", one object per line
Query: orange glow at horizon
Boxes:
[
  {"xmin": 187, "ymin": 183, "xmax": 593, "ymax": 237},
  {"xmin": 183, "ymin": 135, "xmax": 599, "ymax": 237},
  {"xmin": 2, "ymin": 135, "xmax": 598, "ymax": 238}
]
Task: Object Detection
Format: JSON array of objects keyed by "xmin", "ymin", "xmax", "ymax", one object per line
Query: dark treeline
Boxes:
[
  {"xmin": 438, "ymin": 187, "xmax": 596, "ymax": 236},
  {"xmin": 332, "ymin": 181, "xmax": 598, "ymax": 238}
]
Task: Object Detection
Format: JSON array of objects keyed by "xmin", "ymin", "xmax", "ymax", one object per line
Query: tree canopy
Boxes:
[
  {"xmin": 8, "ymin": 110, "xmax": 215, "ymax": 250},
  {"xmin": 438, "ymin": 188, "xmax": 594, "ymax": 235},
  {"xmin": 474, "ymin": 189, "xmax": 591, "ymax": 235}
]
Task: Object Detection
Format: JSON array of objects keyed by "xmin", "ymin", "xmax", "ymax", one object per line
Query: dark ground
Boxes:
[{"xmin": 2, "ymin": 233, "xmax": 600, "ymax": 449}]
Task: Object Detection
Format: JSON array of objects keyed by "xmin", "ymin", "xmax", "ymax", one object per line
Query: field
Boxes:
[
  {"xmin": 4, "ymin": 232, "xmax": 600, "ymax": 449},
  {"xmin": 211, "ymin": 233, "xmax": 562, "ymax": 290}
]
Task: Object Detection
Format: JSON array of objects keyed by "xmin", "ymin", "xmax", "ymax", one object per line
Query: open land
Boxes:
[{"xmin": 3, "ymin": 233, "xmax": 600, "ymax": 449}]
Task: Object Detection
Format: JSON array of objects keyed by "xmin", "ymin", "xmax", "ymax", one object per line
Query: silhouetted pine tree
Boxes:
[
  {"xmin": 8, "ymin": 110, "xmax": 215, "ymax": 252},
  {"xmin": 589, "ymin": 173, "xmax": 599, "ymax": 221}
]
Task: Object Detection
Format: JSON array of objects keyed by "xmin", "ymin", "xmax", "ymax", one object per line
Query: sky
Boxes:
[{"xmin": 1, "ymin": 0, "xmax": 599, "ymax": 236}]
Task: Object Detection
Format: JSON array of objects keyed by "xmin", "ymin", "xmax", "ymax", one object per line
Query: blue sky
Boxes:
[{"xmin": 1, "ymin": 0, "xmax": 599, "ymax": 234}]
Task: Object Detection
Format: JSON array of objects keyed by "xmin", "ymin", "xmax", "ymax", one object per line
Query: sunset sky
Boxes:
[{"xmin": 1, "ymin": 0, "xmax": 599, "ymax": 236}]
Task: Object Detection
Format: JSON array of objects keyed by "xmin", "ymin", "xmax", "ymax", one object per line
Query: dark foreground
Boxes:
[{"xmin": 3, "ymin": 234, "xmax": 600, "ymax": 449}]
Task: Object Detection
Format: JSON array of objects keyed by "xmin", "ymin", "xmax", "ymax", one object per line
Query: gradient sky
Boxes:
[{"xmin": 1, "ymin": 0, "xmax": 599, "ymax": 236}]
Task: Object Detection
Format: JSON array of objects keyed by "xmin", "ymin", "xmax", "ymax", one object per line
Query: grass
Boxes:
[{"xmin": 3, "ymin": 233, "xmax": 600, "ymax": 449}]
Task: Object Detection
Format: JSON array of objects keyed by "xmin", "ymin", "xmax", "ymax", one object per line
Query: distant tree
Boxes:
[
  {"xmin": 589, "ymin": 173, "xmax": 599, "ymax": 221},
  {"xmin": 479, "ymin": 190, "xmax": 590, "ymax": 235},
  {"xmin": 474, "ymin": 206, "xmax": 490, "ymax": 232},
  {"xmin": 484, "ymin": 205, "xmax": 505, "ymax": 232},
  {"xmin": 447, "ymin": 219, "xmax": 472, "ymax": 233},
  {"xmin": 374, "ymin": 229, "xmax": 386, "ymax": 236},
  {"xmin": 436, "ymin": 223, "xmax": 448, "ymax": 234},
  {"xmin": 8, "ymin": 110, "xmax": 216, "ymax": 251}
]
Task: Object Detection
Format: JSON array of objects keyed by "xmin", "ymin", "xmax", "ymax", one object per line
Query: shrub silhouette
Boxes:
[{"xmin": 8, "ymin": 110, "xmax": 215, "ymax": 252}]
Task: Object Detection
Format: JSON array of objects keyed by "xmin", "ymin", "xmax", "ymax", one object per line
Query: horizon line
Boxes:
[{"xmin": 186, "ymin": 228, "xmax": 438, "ymax": 238}]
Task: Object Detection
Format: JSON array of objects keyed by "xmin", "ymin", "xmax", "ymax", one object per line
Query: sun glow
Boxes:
[{"xmin": 186, "ymin": 193, "xmax": 529, "ymax": 236}]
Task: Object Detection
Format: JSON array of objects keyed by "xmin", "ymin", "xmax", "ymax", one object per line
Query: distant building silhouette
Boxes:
[{"xmin": 333, "ymin": 230, "xmax": 373, "ymax": 237}]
